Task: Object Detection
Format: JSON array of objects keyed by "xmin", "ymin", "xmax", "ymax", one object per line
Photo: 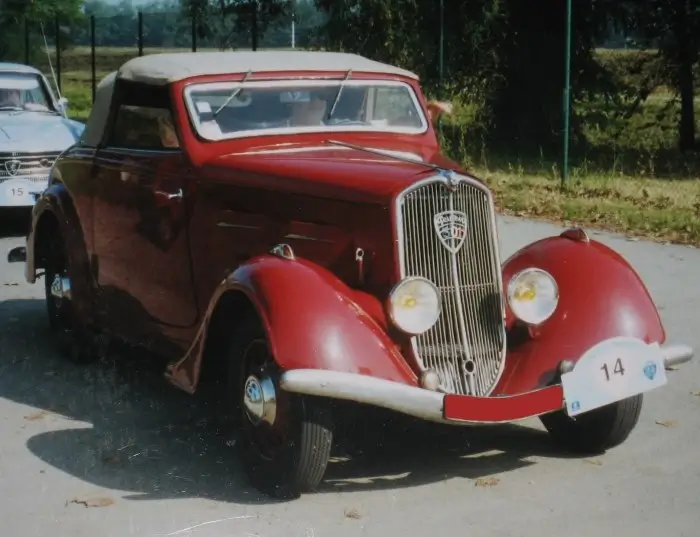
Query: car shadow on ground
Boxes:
[{"xmin": 0, "ymin": 297, "xmax": 587, "ymax": 504}]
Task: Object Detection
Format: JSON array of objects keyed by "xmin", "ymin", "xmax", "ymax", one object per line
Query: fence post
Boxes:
[
  {"xmin": 24, "ymin": 17, "xmax": 30, "ymax": 65},
  {"xmin": 91, "ymin": 15, "xmax": 96, "ymax": 103},
  {"xmin": 561, "ymin": 0, "xmax": 572, "ymax": 189},
  {"xmin": 191, "ymin": 10, "xmax": 197, "ymax": 52},
  {"xmin": 291, "ymin": 0, "xmax": 296, "ymax": 49},
  {"xmin": 439, "ymin": 0, "xmax": 444, "ymax": 98},
  {"xmin": 138, "ymin": 11, "xmax": 144, "ymax": 56},
  {"xmin": 251, "ymin": 0, "xmax": 258, "ymax": 51},
  {"xmin": 54, "ymin": 15, "xmax": 61, "ymax": 91}
]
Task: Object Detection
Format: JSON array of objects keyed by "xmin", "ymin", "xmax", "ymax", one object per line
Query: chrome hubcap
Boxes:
[
  {"xmin": 50, "ymin": 273, "xmax": 72, "ymax": 302},
  {"xmin": 243, "ymin": 374, "xmax": 277, "ymax": 426}
]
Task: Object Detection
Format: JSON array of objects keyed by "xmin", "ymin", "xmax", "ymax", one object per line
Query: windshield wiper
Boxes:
[
  {"xmin": 213, "ymin": 69, "xmax": 253, "ymax": 118},
  {"xmin": 325, "ymin": 69, "xmax": 352, "ymax": 123}
]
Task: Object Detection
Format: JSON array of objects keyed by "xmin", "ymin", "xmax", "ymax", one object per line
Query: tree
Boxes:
[
  {"xmin": 621, "ymin": 0, "xmax": 699, "ymax": 151},
  {"xmin": 0, "ymin": 0, "xmax": 85, "ymax": 61},
  {"xmin": 312, "ymin": 0, "xmax": 615, "ymax": 155},
  {"xmin": 183, "ymin": 0, "xmax": 291, "ymax": 50}
]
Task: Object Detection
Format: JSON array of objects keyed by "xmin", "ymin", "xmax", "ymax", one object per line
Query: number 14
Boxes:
[{"xmin": 601, "ymin": 358, "xmax": 625, "ymax": 381}]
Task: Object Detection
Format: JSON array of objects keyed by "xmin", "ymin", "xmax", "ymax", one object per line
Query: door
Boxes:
[{"xmin": 92, "ymin": 101, "xmax": 199, "ymax": 357}]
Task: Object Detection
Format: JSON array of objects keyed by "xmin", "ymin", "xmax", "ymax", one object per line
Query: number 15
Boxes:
[{"xmin": 601, "ymin": 358, "xmax": 625, "ymax": 381}]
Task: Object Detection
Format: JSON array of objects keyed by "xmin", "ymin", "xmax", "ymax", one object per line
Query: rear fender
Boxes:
[
  {"xmin": 26, "ymin": 183, "xmax": 94, "ymax": 322},
  {"xmin": 27, "ymin": 183, "xmax": 89, "ymax": 281},
  {"xmin": 494, "ymin": 229, "xmax": 665, "ymax": 395},
  {"xmin": 166, "ymin": 251, "xmax": 417, "ymax": 394}
]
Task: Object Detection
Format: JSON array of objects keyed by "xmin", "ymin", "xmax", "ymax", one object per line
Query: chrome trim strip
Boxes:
[
  {"xmin": 393, "ymin": 172, "xmax": 507, "ymax": 397},
  {"xmin": 217, "ymin": 222, "xmax": 261, "ymax": 230},
  {"xmin": 283, "ymin": 233, "xmax": 334, "ymax": 243}
]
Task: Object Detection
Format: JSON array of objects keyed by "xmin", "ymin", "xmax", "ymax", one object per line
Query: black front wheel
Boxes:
[
  {"xmin": 540, "ymin": 394, "xmax": 643, "ymax": 454},
  {"xmin": 44, "ymin": 231, "xmax": 98, "ymax": 364},
  {"xmin": 227, "ymin": 319, "xmax": 334, "ymax": 499}
]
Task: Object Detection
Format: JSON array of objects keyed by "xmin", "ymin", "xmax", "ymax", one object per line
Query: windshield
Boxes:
[
  {"xmin": 183, "ymin": 79, "xmax": 428, "ymax": 141},
  {"xmin": 0, "ymin": 72, "xmax": 55, "ymax": 112}
]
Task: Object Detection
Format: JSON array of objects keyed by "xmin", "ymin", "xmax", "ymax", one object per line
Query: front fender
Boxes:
[
  {"xmin": 167, "ymin": 253, "xmax": 417, "ymax": 394},
  {"xmin": 494, "ymin": 229, "xmax": 665, "ymax": 396}
]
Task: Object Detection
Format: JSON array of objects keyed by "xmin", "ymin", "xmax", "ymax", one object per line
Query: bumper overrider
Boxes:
[{"xmin": 280, "ymin": 337, "xmax": 693, "ymax": 425}]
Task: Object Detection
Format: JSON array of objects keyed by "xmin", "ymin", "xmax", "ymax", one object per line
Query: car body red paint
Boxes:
[{"xmin": 11, "ymin": 52, "xmax": 692, "ymax": 492}]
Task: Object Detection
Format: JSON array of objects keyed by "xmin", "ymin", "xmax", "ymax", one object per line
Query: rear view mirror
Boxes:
[
  {"xmin": 56, "ymin": 97, "xmax": 69, "ymax": 115},
  {"xmin": 426, "ymin": 100, "xmax": 453, "ymax": 124}
]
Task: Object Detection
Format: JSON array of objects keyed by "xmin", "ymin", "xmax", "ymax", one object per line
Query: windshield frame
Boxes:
[
  {"xmin": 182, "ymin": 78, "xmax": 429, "ymax": 142},
  {"xmin": 0, "ymin": 71, "xmax": 58, "ymax": 113}
]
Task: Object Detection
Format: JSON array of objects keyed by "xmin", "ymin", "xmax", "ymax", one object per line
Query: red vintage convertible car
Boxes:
[{"xmin": 7, "ymin": 51, "xmax": 693, "ymax": 498}]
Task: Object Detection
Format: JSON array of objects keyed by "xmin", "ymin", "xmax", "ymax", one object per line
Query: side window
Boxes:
[
  {"xmin": 372, "ymin": 86, "xmax": 422, "ymax": 127},
  {"xmin": 110, "ymin": 105, "xmax": 180, "ymax": 150}
]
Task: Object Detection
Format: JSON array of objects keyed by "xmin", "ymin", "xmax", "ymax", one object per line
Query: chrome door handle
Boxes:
[{"xmin": 155, "ymin": 188, "xmax": 183, "ymax": 200}]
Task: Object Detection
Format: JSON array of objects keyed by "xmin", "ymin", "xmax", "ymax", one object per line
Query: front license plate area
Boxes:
[
  {"xmin": 561, "ymin": 336, "xmax": 667, "ymax": 417},
  {"xmin": 3, "ymin": 180, "xmax": 32, "ymax": 205}
]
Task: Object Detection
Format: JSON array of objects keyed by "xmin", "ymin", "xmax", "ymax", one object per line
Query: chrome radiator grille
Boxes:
[
  {"xmin": 397, "ymin": 175, "xmax": 506, "ymax": 396},
  {"xmin": 0, "ymin": 152, "xmax": 59, "ymax": 183}
]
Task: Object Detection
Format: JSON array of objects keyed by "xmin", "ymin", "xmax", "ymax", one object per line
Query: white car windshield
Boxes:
[
  {"xmin": 0, "ymin": 73, "xmax": 54, "ymax": 112},
  {"xmin": 183, "ymin": 79, "xmax": 428, "ymax": 141}
]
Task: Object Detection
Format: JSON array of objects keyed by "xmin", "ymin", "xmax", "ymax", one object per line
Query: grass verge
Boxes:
[{"xmin": 476, "ymin": 170, "xmax": 700, "ymax": 246}]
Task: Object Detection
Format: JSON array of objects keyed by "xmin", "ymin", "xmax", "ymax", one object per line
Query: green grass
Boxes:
[{"xmin": 43, "ymin": 46, "xmax": 700, "ymax": 246}]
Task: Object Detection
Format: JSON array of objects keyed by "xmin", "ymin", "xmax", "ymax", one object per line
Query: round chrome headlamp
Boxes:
[
  {"xmin": 388, "ymin": 277, "xmax": 441, "ymax": 335},
  {"xmin": 507, "ymin": 268, "xmax": 559, "ymax": 325}
]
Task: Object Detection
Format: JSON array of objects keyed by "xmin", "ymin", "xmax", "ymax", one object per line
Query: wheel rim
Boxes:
[
  {"xmin": 240, "ymin": 338, "xmax": 290, "ymax": 461},
  {"xmin": 46, "ymin": 246, "xmax": 74, "ymax": 332}
]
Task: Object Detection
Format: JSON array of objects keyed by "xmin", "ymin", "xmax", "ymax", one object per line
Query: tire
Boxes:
[
  {"xmin": 44, "ymin": 228, "xmax": 98, "ymax": 365},
  {"xmin": 227, "ymin": 318, "xmax": 333, "ymax": 499},
  {"xmin": 540, "ymin": 394, "xmax": 643, "ymax": 454}
]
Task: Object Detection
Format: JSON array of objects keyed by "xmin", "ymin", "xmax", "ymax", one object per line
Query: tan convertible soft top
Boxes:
[
  {"xmin": 79, "ymin": 51, "xmax": 419, "ymax": 147},
  {"xmin": 117, "ymin": 50, "xmax": 419, "ymax": 85}
]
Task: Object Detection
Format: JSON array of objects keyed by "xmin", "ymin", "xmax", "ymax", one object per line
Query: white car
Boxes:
[{"xmin": 0, "ymin": 62, "xmax": 85, "ymax": 208}]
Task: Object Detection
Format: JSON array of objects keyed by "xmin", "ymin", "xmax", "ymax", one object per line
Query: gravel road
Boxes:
[{"xmin": 1, "ymin": 211, "xmax": 698, "ymax": 537}]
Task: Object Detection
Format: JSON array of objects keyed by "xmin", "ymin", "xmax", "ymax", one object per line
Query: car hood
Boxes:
[
  {"xmin": 0, "ymin": 112, "xmax": 84, "ymax": 153},
  {"xmin": 206, "ymin": 139, "xmax": 470, "ymax": 205}
]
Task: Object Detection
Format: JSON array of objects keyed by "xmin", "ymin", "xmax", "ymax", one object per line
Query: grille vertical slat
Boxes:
[{"xmin": 397, "ymin": 176, "xmax": 506, "ymax": 396}]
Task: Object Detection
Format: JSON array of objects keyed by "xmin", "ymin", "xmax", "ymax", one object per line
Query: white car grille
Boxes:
[{"xmin": 0, "ymin": 152, "xmax": 58, "ymax": 183}]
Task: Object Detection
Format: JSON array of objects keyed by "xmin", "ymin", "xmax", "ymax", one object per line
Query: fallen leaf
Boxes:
[
  {"xmin": 691, "ymin": 391, "xmax": 700, "ymax": 397},
  {"xmin": 655, "ymin": 420, "xmax": 677, "ymax": 428},
  {"xmin": 474, "ymin": 477, "xmax": 500, "ymax": 487},
  {"xmin": 24, "ymin": 411, "xmax": 49, "ymax": 421},
  {"xmin": 665, "ymin": 365, "xmax": 679, "ymax": 371},
  {"xmin": 66, "ymin": 496, "xmax": 115, "ymax": 508},
  {"xmin": 344, "ymin": 507, "xmax": 362, "ymax": 519},
  {"xmin": 583, "ymin": 459, "xmax": 603, "ymax": 466}
]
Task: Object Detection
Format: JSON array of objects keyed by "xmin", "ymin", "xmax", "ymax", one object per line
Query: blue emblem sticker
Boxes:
[
  {"xmin": 643, "ymin": 361, "xmax": 658, "ymax": 380},
  {"xmin": 571, "ymin": 401, "xmax": 580, "ymax": 412}
]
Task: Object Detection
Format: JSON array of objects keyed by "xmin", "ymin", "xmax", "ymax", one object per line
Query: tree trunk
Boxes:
[
  {"xmin": 675, "ymin": 0, "xmax": 696, "ymax": 152},
  {"xmin": 251, "ymin": 0, "xmax": 258, "ymax": 51}
]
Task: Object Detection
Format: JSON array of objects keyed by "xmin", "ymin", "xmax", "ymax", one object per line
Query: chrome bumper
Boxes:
[
  {"xmin": 279, "ymin": 342, "xmax": 693, "ymax": 426},
  {"xmin": 662, "ymin": 344, "xmax": 694, "ymax": 368}
]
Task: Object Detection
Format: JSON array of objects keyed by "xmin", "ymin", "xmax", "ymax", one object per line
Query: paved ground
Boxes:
[{"xmin": 0, "ymin": 210, "xmax": 698, "ymax": 537}]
